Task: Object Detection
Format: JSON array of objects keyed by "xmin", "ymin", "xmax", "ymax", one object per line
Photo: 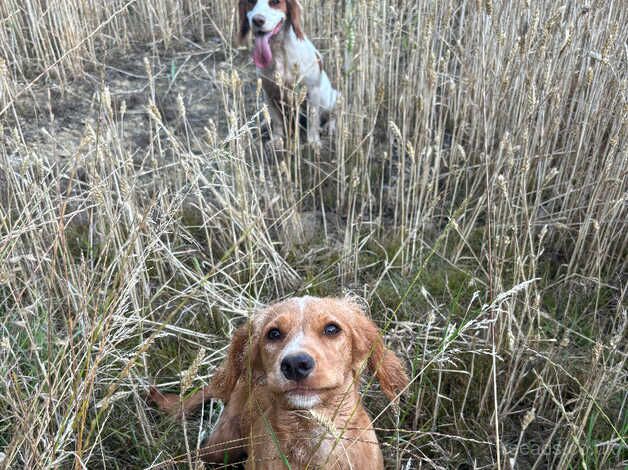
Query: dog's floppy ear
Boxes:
[
  {"xmin": 210, "ymin": 320, "xmax": 259, "ymax": 401},
  {"xmin": 238, "ymin": 0, "xmax": 252, "ymax": 41},
  {"xmin": 349, "ymin": 301, "xmax": 409, "ymax": 402},
  {"xmin": 287, "ymin": 0, "xmax": 304, "ymax": 40}
]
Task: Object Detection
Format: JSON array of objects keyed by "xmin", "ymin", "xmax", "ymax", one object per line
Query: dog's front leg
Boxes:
[
  {"xmin": 327, "ymin": 111, "xmax": 337, "ymax": 137},
  {"xmin": 200, "ymin": 405, "xmax": 247, "ymax": 463},
  {"xmin": 327, "ymin": 90, "xmax": 339, "ymax": 137},
  {"xmin": 266, "ymin": 102, "xmax": 285, "ymax": 149},
  {"xmin": 200, "ymin": 384, "xmax": 249, "ymax": 464},
  {"xmin": 306, "ymin": 88, "xmax": 322, "ymax": 147}
]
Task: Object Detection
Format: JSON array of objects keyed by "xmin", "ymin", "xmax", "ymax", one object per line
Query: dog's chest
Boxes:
[
  {"xmin": 285, "ymin": 423, "xmax": 339, "ymax": 468},
  {"xmin": 259, "ymin": 57, "xmax": 302, "ymax": 108},
  {"xmin": 270, "ymin": 49, "xmax": 300, "ymax": 85},
  {"xmin": 252, "ymin": 413, "xmax": 346, "ymax": 468}
]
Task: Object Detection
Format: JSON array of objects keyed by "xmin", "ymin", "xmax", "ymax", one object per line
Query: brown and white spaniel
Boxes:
[
  {"xmin": 150, "ymin": 296, "xmax": 409, "ymax": 469},
  {"xmin": 238, "ymin": 0, "xmax": 339, "ymax": 147}
]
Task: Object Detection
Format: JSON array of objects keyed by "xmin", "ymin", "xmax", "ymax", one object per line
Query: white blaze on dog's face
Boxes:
[
  {"xmin": 238, "ymin": 0, "xmax": 304, "ymax": 68},
  {"xmin": 257, "ymin": 297, "xmax": 357, "ymax": 409},
  {"xmin": 247, "ymin": 0, "xmax": 287, "ymax": 34}
]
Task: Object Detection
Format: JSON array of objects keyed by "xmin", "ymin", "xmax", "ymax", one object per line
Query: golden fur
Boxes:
[{"xmin": 150, "ymin": 296, "xmax": 409, "ymax": 469}]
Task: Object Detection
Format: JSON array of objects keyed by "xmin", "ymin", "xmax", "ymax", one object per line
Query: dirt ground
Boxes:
[{"xmin": 6, "ymin": 37, "xmax": 260, "ymax": 161}]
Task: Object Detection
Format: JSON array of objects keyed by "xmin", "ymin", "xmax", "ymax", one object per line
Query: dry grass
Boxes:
[{"xmin": 0, "ymin": 0, "xmax": 626, "ymax": 468}]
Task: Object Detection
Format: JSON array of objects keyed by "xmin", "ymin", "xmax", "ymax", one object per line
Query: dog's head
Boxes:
[
  {"xmin": 211, "ymin": 296, "xmax": 409, "ymax": 410},
  {"xmin": 238, "ymin": 0, "xmax": 304, "ymax": 42}
]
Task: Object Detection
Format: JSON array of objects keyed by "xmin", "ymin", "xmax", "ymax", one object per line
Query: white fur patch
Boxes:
[
  {"xmin": 281, "ymin": 331, "xmax": 304, "ymax": 357},
  {"xmin": 247, "ymin": 0, "xmax": 285, "ymax": 32},
  {"xmin": 286, "ymin": 393, "xmax": 321, "ymax": 409},
  {"xmin": 293, "ymin": 295, "xmax": 312, "ymax": 314}
]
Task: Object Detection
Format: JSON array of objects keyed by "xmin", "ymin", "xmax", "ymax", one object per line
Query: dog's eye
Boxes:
[
  {"xmin": 267, "ymin": 328, "xmax": 282, "ymax": 340},
  {"xmin": 323, "ymin": 323, "xmax": 341, "ymax": 336},
  {"xmin": 270, "ymin": 0, "xmax": 280, "ymax": 4}
]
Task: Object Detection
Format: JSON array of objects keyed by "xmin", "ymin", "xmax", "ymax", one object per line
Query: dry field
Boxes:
[{"xmin": 0, "ymin": 0, "xmax": 626, "ymax": 468}]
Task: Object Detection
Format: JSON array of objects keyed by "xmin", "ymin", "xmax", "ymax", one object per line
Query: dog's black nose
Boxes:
[
  {"xmin": 252, "ymin": 15, "xmax": 265, "ymax": 28},
  {"xmin": 281, "ymin": 353, "xmax": 315, "ymax": 381}
]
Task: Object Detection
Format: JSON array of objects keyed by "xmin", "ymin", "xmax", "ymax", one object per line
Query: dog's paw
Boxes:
[
  {"xmin": 148, "ymin": 386, "xmax": 182, "ymax": 418},
  {"xmin": 326, "ymin": 118, "xmax": 337, "ymax": 136},
  {"xmin": 307, "ymin": 132, "xmax": 321, "ymax": 148}
]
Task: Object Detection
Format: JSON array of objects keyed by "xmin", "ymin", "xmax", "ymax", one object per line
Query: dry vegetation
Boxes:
[{"xmin": 0, "ymin": 0, "xmax": 626, "ymax": 468}]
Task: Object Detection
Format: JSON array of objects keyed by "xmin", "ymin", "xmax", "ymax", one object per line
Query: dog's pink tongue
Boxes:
[{"xmin": 253, "ymin": 33, "xmax": 273, "ymax": 69}]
